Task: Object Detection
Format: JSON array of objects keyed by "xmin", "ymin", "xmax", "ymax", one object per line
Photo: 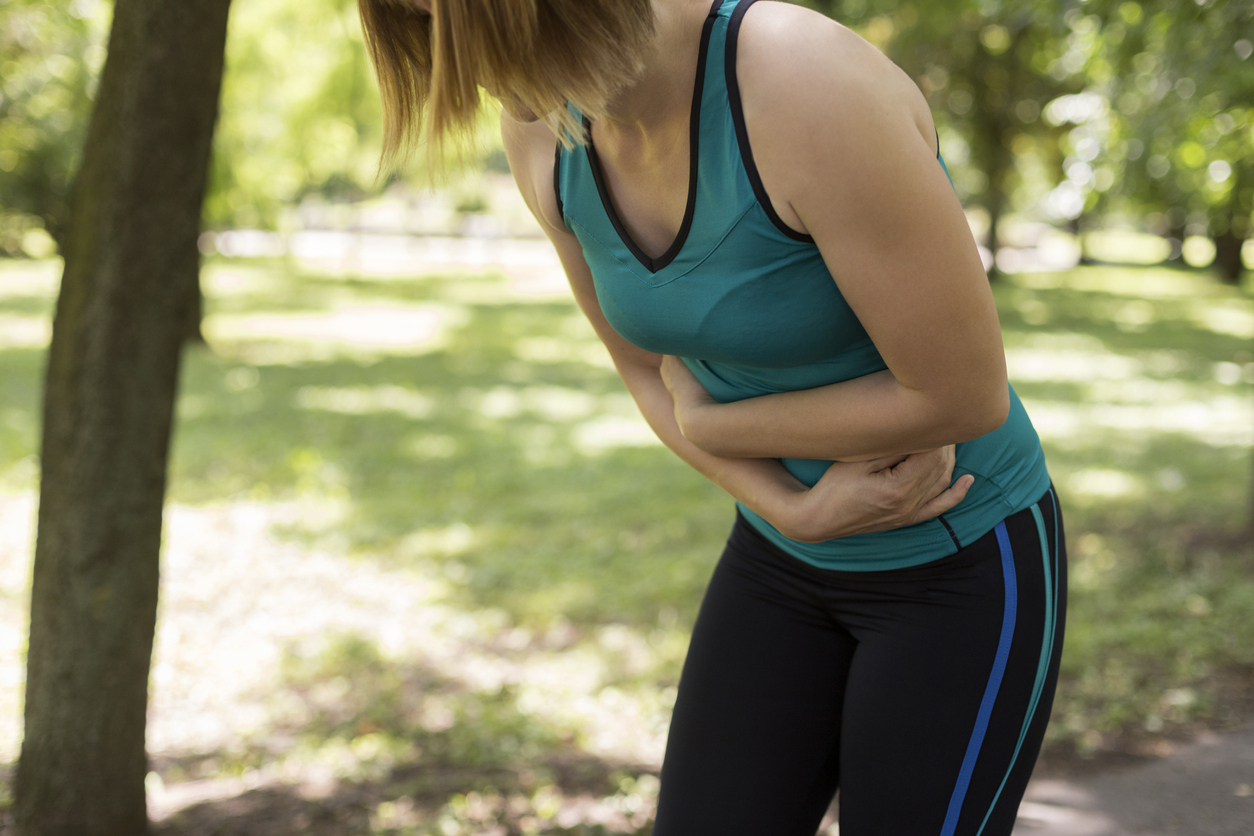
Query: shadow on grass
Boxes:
[
  {"xmin": 3, "ymin": 258, "xmax": 1254, "ymax": 770},
  {"xmin": 151, "ymin": 632, "xmax": 658, "ymax": 836},
  {"xmin": 167, "ymin": 273, "xmax": 731, "ymax": 633}
]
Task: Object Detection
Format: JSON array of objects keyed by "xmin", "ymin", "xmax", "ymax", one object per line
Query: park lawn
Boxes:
[{"xmin": 0, "ymin": 254, "xmax": 1252, "ymax": 830}]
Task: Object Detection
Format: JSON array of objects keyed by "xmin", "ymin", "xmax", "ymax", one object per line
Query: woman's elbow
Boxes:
[
  {"xmin": 952, "ymin": 384, "xmax": 1010, "ymax": 442},
  {"xmin": 676, "ymin": 409, "xmax": 731, "ymax": 456}
]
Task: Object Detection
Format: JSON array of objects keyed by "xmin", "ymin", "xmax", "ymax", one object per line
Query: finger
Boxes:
[
  {"xmin": 889, "ymin": 449, "xmax": 939, "ymax": 476},
  {"xmin": 895, "ymin": 454, "xmax": 949, "ymax": 497},
  {"xmin": 868, "ymin": 454, "xmax": 910, "ymax": 472},
  {"xmin": 922, "ymin": 458, "xmax": 956, "ymax": 501},
  {"xmin": 914, "ymin": 474, "xmax": 974, "ymax": 520},
  {"xmin": 918, "ymin": 446, "xmax": 954, "ymax": 484}
]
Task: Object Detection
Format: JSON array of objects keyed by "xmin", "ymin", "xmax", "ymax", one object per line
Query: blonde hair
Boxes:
[{"xmin": 358, "ymin": 0, "xmax": 655, "ymax": 173}]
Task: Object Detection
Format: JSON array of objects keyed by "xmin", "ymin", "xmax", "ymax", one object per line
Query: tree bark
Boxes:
[
  {"xmin": 968, "ymin": 99, "xmax": 1013, "ymax": 281},
  {"xmin": 1248, "ymin": 439, "xmax": 1254, "ymax": 539},
  {"xmin": 14, "ymin": 1, "xmax": 231, "ymax": 834},
  {"xmin": 982, "ymin": 142, "xmax": 1012, "ymax": 280},
  {"xmin": 1212, "ymin": 227, "xmax": 1245, "ymax": 284},
  {"xmin": 1213, "ymin": 164, "xmax": 1249, "ymax": 285}
]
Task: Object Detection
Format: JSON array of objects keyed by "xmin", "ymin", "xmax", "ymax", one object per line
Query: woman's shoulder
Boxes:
[
  {"xmin": 734, "ymin": 2, "xmax": 931, "ymax": 129},
  {"xmin": 500, "ymin": 112, "xmax": 566, "ymax": 235},
  {"xmin": 730, "ymin": 1, "xmax": 938, "ymax": 231}
]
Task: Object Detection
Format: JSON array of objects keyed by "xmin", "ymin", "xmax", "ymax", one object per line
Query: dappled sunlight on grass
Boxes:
[
  {"xmin": 1065, "ymin": 468, "xmax": 1145, "ymax": 502},
  {"xmin": 297, "ymin": 385, "xmax": 437, "ymax": 420},
  {"xmin": 2, "ymin": 255, "xmax": 1254, "ymax": 822},
  {"xmin": 514, "ymin": 335, "xmax": 617, "ymax": 371},
  {"xmin": 0, "ymin": 489, "xmax": 672, "ymax": 832},
  {"xmin": 0, "ymin": 313, "xmax": 49, "ymax": 349},
  {"xmin": 1081, "ymin": 230, "xmax": 1172, "ymax": 266},
  {"xmin": 204, "ymin": 303, "xmax": 468, "ymax": 364},
  {"xmin": 571, "ymin": 416, "xmax": 664, "ymax": 458},
  {"xmin": 0, "ymin": 492, "xmax": 34, "ymax": 762},
  {"xmin": 1188, "ymin": 303, "xmax": 1254, "ymax": 340},
  {"xmin": 0, "ymin": 258, "xmax": 59, "ymax": 299},
  {"xmin": 993, "ymin": 265, "xmax": 1254, "ymax": 757},
  {"xmin": 1025, "ymin": 397, "xmax": 1252, "ymax": 447},
  {"xmin": 1012, "ymin": 264, "xmax": 1235, "ymax": 298}
]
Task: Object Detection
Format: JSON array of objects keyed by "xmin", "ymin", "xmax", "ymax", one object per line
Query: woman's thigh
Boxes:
[
  {"xmin": 652, "ymin": 522, "xmax": 856, "ymax": 836},
  {"xmin": 837, "ymin": 488, "xmax": 1067, "ymax": 836}
]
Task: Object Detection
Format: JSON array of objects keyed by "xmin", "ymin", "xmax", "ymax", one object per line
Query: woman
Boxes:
[{"xmin": 358, "ymin": 1, "xmax": 1066, "ymax": 834}]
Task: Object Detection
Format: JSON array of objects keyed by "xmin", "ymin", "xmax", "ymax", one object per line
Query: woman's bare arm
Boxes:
[
  {"xmin": 500, "ymin": 111, "xmax": 972, "ymax": 541},
  {"xmin": 664, "ymin": 3, "xmax": 1009, "ymax": 463}
]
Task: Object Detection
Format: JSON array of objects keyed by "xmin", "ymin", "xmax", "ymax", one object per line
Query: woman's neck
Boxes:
[{"xmin": 597, "ymin": 0, "xmax": 712, "ymax": 140}]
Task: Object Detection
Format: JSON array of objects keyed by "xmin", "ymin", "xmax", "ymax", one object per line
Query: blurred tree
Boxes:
[
  {"xmin": 205, "ymin": 0, "xmax": 386, "ymax": 230},
  {"xmin": 1088, "ymin": 0, "xmax": 1252, "ymax": 282},
  {"xmin": 0, "ymin": 0, "xmax": 106, "ymax": 253},
  {"xmin": 1, "ymin": 0, "xmax": 505, "ymax": 252},
  {"xmin": 13, "ymin": 0, "xmax": 231, "ymax": 833},
  {"xmin": 796, "ymin": 0, "xmax": 1089, "ymax": 274},
  {"xmin": 204, "ymin": 0, "xmax": 502, "ymax": 230}
]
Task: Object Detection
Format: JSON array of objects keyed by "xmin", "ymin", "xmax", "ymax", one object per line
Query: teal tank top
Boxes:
[{"xmin": 555, "ymin": 0, "xmax": 1051, "ymax": 570}]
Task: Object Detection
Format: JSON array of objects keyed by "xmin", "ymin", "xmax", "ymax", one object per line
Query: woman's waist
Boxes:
[
  {"xmin": 684, "ymin": 348, "xmax": 886, "ymax": 404},
  {"xmin": 779, "ymin": 386, "xmax": 1046, "ymax": 515}
]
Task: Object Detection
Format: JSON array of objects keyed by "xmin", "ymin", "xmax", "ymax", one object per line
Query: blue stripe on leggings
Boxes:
[
  {"xmin": 940, "ymin": 521, "xmax": 1018, "ymax": 836},
  {"xmin": 975, "ymin": 502, "xmax": 1056, "ymax": 835}
]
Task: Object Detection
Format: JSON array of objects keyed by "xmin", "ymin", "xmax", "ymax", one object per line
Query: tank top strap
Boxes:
[
  {"xmin": 555, "ymin": 0, "xmax": 775, "ymax": 285},
  {"xmin": 556, "ymin": 0, "xmax": 743, "ymax": 237}
]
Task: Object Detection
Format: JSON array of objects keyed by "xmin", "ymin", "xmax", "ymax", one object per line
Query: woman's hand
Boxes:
[
  {"xmin": 660, "ymin": 355, "xmax": 716, "ymax": 440},
  {"xmin": 772, "ymin": 447, "xmax": 973, "ymax": 543},
  {"xmin": 660, "ymin": 353, "xmax": 974, "ymax": 541}
]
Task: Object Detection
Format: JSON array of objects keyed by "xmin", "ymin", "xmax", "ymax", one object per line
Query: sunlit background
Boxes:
[{"xmin": 1, "ymin": 0, "xmax": 1253, "ymax": 833}]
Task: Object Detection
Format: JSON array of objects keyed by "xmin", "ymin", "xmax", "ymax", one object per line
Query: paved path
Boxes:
[{"xmin": 1014, "ymin": 727, "xmax": 1254, "ymax": 835}]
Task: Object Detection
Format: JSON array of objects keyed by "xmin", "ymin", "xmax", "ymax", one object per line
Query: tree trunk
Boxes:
[
  {"xmin": 1212, "ymin": 228, "xmax": 1245, "ymax": 284},
  {"xmin": 970, "ymin": 106, "xmax": 1013, "ymax": 281},
  {"xmin": 1249, "ymin": 439, "xmax": 1254, "ymax": 539},
  {"xmin": 1068, "ymin": 216, "xmax": 1096, "ymax": 265},
  {"xmin": 983, "ymin": 148, "xmax": 1012, "ymax": 280},
  {"xmin": 1166, "ymin": 216, "xmax": 1188, "ymax": 264},
  {"xmin": 14, "ymin": 1, "xmax": 231, "ymax": 834},
  {"xmin": 1213, "ymin": 164, "xmax": 1249, "ymax": 285},
  {"xmin": 183, "ymin": 278, "xmax": 206, "ymax": 345}
]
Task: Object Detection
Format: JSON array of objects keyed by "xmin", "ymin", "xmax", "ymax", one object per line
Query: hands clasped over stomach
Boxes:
[
  {"xmin": 780, "ymin": 447, "xmax": 974, "ymax": 544},
  {"xmin": 657, "ymin": 354, "xmax": 974, "ymax": 544}
]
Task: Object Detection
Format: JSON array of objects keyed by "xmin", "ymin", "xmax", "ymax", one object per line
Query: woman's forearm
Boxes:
[
  {"xmin": 675, "ymin": 366, "xmax": 1009, "ymax": 463},
  {"xmin": 616, "ymin": 360, "xmax": 811, "ymax": 527},
  {"xmin": 623, "ymin": 359, "xmax": 975, "ymax": 543}
]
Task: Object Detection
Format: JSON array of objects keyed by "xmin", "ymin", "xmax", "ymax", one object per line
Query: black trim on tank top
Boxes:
[
  {"xmin": 582, "ymin": 0, "xmax": 723, "ymax": 274},
  {"xmin": 553, "ymin": 139, "xmax": 568, "ymax": 231},
  {"xmin": 938, "ymin": 514, "xmax": 963, "ymax": 551},
  {"xmin": 725, "ymin": 0, "xmax": 815, "ymax": 244}
]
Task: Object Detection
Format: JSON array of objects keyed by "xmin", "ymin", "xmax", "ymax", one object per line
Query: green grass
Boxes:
[{"xmin": 2, "ymin": 254, "xmax": 1253, "ymax": 792}]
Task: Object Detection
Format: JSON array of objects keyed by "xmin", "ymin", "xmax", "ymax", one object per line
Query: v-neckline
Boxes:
[{"xmin": 582, "ymin": 0, "xmax": 722, "ymax": 274}]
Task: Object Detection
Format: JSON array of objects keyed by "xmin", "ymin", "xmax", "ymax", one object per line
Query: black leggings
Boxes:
[{"xmin": 653, "ymin": 487, "xmax": 1067, "ymax": 836}]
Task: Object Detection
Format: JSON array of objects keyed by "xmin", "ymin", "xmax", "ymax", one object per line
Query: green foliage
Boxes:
[
  {"xmin": 794, "ymin": 0, "xmax": 1253, "ymax": 276},
  {"xmin": 1087, "ymin": 0, "xmax": 1254, "ymax": 273},
  {"xmin": 800, "ymin": 0, "xmax": 1091, "ymax": 242},
  {"xmin": 205, "ymin": 0, "xmax": 505, "ymax": 230},
  {"xmin": 1, "ymin": 0, "xmax": 1249, "ymax": 276},
  {"xmin": 205, "ymin": 0, "xmax": 385, "ymax": 230},
  {"xmin": 0, "ymin": 0, "xmax": 505, "ymax": 245},
  {"xmin": 0, "ymin": 0, "xmax": 107, "ymax": 251}
]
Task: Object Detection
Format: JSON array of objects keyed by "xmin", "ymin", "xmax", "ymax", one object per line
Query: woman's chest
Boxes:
[{"xmin": 577, "ymin": 208, "xmax": 874, "ymax": 369}]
